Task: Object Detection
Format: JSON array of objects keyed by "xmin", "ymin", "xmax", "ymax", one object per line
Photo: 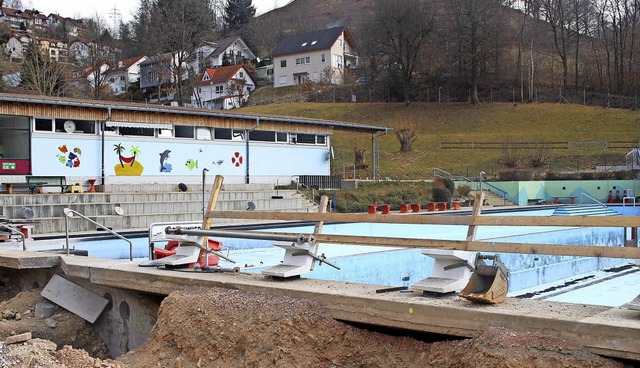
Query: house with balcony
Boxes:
[
  {"xmin": 4, "ymin": 34, "xmax": 67, "ymax": 62},
  {"xmin": 191, "ymin": 64, "xmax": 256, "ymax": 110},
  {"xmin": 187, "ymin": 36, "xmax": 256, "ymax": 74},
  {"xmin": 271, "ymin": 26, "xmax": 357, "ymax": 88},
  {"xmin": 106, "ymin": 56, "xmax": 147, "ymax": 95}
]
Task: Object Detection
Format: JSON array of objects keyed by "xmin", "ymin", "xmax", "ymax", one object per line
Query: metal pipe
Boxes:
[
  {"xmin": 166, "ymin": 227, "xmax": 311, "ymax": 243},
  {"xmin": 202, "ymin": 168, "xmax": 209, "ymax": 220},
  {"xmin": 0, "ymin": 224, "xmax": 26, "ymax": 251},
  {"xmin": 63, "ymin": 208, "xmax": 133, "ymax": 260},
  {"xmin": 245, "ymin": 117, "xmax": 259, "ymax": 184},
  {"xmin": 101, "ymin": 106, "xmax": 111, "ymax": 187}
]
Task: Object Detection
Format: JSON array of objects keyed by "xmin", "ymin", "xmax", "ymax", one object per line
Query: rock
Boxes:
[
  {"xmin": 34, "ymin": 302, "xmax": 55, "ymax": 319},
  {"xmin": 5, "ymin": 332, "xmax": 32, "ymax": 345},
  {"xmin": 45, "ymin": 318, "xmax": 57, "ymax": 328},
  {"xmin": 15, "ymin": 313, "xmax": 21, "ymax": 321},
  {"xmin": 28, "ymin": 338, "xmax": 56, "ymax": 351}
]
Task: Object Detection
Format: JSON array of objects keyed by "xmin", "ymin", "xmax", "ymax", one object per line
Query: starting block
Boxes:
[
  {"xmin": 154, "ymin": 235, "xmax": 203, "ymax": 267},
  {"xmin": 262, "ymin": 236, "xmax": 340, "ymax": 279},
  {"xmin": 412, "ymin": 249, "xmax": 475, "ymax": 294}
]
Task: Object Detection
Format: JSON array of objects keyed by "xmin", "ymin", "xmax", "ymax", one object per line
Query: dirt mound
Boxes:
[
  {"xmin": 118, "ymin": 288, "xmax": 628, "ymax": 368},
  {"xmin": 0, "ymin": 289, "xmax": 107, "ymax": 357}
]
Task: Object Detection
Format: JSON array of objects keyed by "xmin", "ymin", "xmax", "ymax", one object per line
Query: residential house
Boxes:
[
  {"xmin": 191, "ymin": 64, "xmax": 256, "ymax": 110},
  {"xmin": 47, "ymin": 13, "xmax": 82, "ymax": 38},
  {"xmin": 3, "ymin": 33, "xmax": 67, "ymax": 61},
  {"xmin": 186, "ymin": 36, "xmax": 255, "ymax": 74},
  {"xmin": 4, "ymin": 33, "xmax": 31, "ymax": 61},
  {"xmin": 139, "ymin": 52, "xmax": 184, "ymax": 94},
  {"xmin": 38, "ymin": 38, "xmax": 67, "ymax": 62},
  {"xmin": 105, "ymin": 56, "xmax": 147, "ymax": 95},
  {"xmin": 271, "ymin": 27, "xmax": 357, "ymax": 88}
]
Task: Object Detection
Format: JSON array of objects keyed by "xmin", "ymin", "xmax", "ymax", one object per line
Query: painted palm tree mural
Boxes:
[{"xmin": 113, "ymin": 143, "xmax": 144, "ymax": 176}]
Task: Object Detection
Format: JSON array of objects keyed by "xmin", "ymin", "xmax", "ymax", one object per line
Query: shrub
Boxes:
[
  {"xmin": 432, "ymin": 187, "xmax": 451, "ymax": 203},
  {"xmin": 455, "ymin": 184, "xmax": 472, "ymax": 197},
  {"xmin": 498, "ymin": 169, "xmax": 533, "ymax": 181}
]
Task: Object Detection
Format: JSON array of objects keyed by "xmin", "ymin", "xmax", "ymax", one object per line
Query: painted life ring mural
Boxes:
[
  {"xmin": 56, "ymin": 145, "xmax": 81, "ymax": 168},
  {"xmin": 231, "ymin": 152, "xmax": 243, "ymax": 167}
]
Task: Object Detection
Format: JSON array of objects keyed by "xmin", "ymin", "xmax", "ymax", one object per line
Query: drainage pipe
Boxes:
[{"xmin": 166, "ymin": 227, "xmax": 311, "ymax": 244}]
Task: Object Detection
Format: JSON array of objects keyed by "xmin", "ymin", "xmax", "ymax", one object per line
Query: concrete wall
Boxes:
[
  {"xmin": 30, "ymin": 133, "xmax": 330, "ymax": 185},
  {"xmin": 485, "ymin": 180, "xmax": 640, "ymax": 205}
]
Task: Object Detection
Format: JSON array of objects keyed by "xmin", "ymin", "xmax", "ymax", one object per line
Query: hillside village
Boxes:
[
  {"xmin": 0, "ymin": 2, "xmax": 364, "ymax": 110},
  {"xmin": 2, "ymin": 0, "xmax": 640, "ymax": 110}
]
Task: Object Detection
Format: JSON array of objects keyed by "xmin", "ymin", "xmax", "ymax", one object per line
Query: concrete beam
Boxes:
[
  {"xmin": 59, "ymin": 257, "xmax": 640, "ymax": 361},
  {"xmin": 0, "ymin": 250, "xmax": 60, "ymax": 269}
]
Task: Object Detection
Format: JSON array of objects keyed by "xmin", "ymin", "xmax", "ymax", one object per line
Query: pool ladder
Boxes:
[
  {"xmin": 63, "ymin": 208, "xmax": 133, "ymax": 260},
  {"xmin": 0, "ymin": 224, "xmax": 26, "ymax": 251}
]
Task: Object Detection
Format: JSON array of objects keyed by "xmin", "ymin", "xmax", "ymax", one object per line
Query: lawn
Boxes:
[{"xmin": 242, "ymin": 102, "xmax": 640, "ymax": 180}]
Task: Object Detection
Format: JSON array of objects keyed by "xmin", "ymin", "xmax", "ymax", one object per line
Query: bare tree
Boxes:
[
  {"xmin": 20, "ymin": 43, "xmax": 67, "ymax": 96},
  {"xmin": 82, "ymin": 15, "xmax": 120, "ymax": 100},
  {"xmin": 448, "ymin": 0, "xmax": 514, "ymax": 104},
  {"xmin": 364, "ymin": 0, "xmax": 434, "ymax": 105},
  {"xmin": 394, "ymin": 118, "xmax": 419, "ymax": 152},
  {"xmin": 133, "ymin": 0, "xmax": 217, "ymax": 105}
]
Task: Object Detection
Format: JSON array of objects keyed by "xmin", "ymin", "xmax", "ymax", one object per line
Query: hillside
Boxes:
[{"xmin": 241, "ymin": 102, "xmax": 640, "ymax": 180}]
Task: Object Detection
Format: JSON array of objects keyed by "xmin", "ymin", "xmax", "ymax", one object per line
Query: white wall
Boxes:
[{"xmin": 31, "ymin": 133, "xmax": 330, "ymax": 185}]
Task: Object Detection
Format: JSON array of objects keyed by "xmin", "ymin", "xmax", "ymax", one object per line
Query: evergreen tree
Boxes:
[{"xmin": 224, "ymin": 0, "xmax": 256, "ymax": 31}]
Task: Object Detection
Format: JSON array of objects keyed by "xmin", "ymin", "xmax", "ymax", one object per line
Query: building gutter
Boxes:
[{"xmin": 245, "ymin": 117, "xmax": 259, "ymax": 184}]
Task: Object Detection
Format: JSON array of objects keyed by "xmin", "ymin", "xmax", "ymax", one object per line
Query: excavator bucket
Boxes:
[{"xmin": 459, "ymin": 254, "xmax": 510, "ymax": 304}]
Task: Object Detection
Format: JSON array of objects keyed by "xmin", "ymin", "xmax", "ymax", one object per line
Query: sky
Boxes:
[{"xmin": 25, "ymin": 0, "xmax": 285, "ymax": 24}]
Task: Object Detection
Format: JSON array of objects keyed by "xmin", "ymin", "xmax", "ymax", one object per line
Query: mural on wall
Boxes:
[
  {"xmin": 56, "ymin": 144, "xmax": 82, "ymax": 168},
  {"xmin": 113, "ymin": 143, "xmax": 144, "ymax": 176},
  {"xmin": 185, "ymin": 158, "xmax": 198, "ymax": 170},
  {"xmin": 159, "ymin": 150, "xmax": 172, "ymax": 172},
  {"xmin": 231, "ymin": 152, "xmax": 243, "ymax": 167}
]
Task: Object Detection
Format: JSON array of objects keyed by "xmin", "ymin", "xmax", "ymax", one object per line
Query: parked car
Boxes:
[{"xmin": 356, "ymin": 76, "xmax": 369, "ymax": 84}]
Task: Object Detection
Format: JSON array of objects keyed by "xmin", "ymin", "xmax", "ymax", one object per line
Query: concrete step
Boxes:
[{"xmin": 0, "ymin": 194, "xmax": 111, "ymax": 206}]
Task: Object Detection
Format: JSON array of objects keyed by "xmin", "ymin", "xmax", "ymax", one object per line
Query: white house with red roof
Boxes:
[
  {"xmin": 105, "ymin": 56, "xmax": 148, "ymax": 95},
  {"xmin": 191, "ymin": 65, "xmax": 256, "ymax": 110}
]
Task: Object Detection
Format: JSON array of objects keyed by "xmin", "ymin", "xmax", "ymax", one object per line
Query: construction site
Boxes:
[{"xmin": 0, "ymin": 174, "xmax": 639, "ymax": 367}]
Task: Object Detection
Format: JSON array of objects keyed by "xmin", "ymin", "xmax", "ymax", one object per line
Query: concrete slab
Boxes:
[
  {"xmin": 41, "ymin": 274, "xmax": 108, "ymax": 323},
  {"xmin": 0, "ymin": 250, "xmax": 60, "ymax": 269},
  {"xmin": 57, "ymin": 256, "xmax": 640, "ymax": 361}
]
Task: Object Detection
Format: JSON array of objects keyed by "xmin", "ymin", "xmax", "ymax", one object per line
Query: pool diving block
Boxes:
[
  {"xmin": 262, "ymin": 238, "xmax": 340, "ymax": 279},
  {"xmin": 412, "ymin": 249, "xmax": 476, "ymax": 294}
]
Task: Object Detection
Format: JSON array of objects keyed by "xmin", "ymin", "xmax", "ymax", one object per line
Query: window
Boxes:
[
  {"xmin": 53, "ymin": 119, "xmax": 95, "ymax": 134},
  {"xmin": 175, "ymin": 125, "xmax": 194, "ymax": 138},
  {"xmin": 119, "ymin": 127, "xmax": 154, "ymax": 136},
  {"xmin": 158, "ymin": 128, "xmax": 172, "ymax": 138},
  {"xmin": 196, "ymin": 127, "xmax": 211, "ymax": 140},
  {"xmin": 276, "ymin": 132, "xmax": 288, "ymax": 143},
  {"xmin": 316, "ymin": 135, "xmax": 326, "ymax": 145},
  {"xmin": 296, "ymin": 57, "xmax": 311, "ymax": 65},
  {"xmin": 215, "ymin": 85, "xmax": 224, "ymax": 93},
  {"xmin": 321, "ymin": 54, "xmax": 325, "ymax": 62},
  {"xmin": 290, "ymin": 133, "xmax": 326, "ymax": 145},
  {"xmin": 214, "ymin": 128, "xmax": 245, "ymax": 140},
  {"xmin": 249, "ymin": 130, "xmax": 275, "ymax": 142},
  {"xmin": 335, "ymin": 55, "xmax": 343, "ymax": 68},
  {"xmin": 280, "ymin": 60, "xmax": 287, "ymax": 68},
  {"xmin": 239, "ymin": 71, "xmax": 244, "ymax": 78},
  {"xmin": 35, "ymin": 118, "xmax": 53, "ymax": 132}
]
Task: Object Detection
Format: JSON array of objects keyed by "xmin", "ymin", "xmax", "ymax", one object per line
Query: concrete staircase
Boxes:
[
  {"xmin": 552, "ymin": 205, "xmax": 620, "ymax": 217},
  {"xmin": 0, "ymin": 186, "xmax": 319, "ymax": 235}
]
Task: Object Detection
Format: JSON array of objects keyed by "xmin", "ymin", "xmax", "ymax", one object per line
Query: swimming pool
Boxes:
[{"xmin": 72, "ymin": 207, "xmax": 635, "ymax": 295}]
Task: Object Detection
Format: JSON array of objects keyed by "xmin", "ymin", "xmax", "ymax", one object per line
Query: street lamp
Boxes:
[
  {"xmin": 438, "ymin": 87, "xmax": 442, "ymax": 103},
  {"xmin": 479, "ymin": 171, "xmax": 485, "ymax": 193}
]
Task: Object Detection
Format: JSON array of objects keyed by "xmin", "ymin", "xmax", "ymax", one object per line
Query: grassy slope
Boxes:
[{"xmin": 242, "ymin": 102, "xmax": 640, "ymax": 180}]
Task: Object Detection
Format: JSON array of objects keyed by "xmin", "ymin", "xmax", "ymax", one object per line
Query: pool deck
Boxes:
[{"xmin": 1, "ymin": 249, "xmax": 639, "ymax": 361}]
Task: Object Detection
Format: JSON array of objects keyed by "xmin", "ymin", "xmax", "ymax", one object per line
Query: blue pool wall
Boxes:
[{"xmin": 465, "ymin": 179, "xmax": 640, "ymax": 205}]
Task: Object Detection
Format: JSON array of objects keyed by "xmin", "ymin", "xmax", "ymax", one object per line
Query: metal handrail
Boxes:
[
  {"xmin": 579, "ymin": 193, "xmax": 608, "ymax": 208},
  {"xmin": 0, "ymin": 224, "xmax": 26, "ymax": 251},
  {"xmin": 63, "ymin": 208, "xmax": 133, "ymax": 261},
  {"xmin": 432, "ymin": 168, "xmax": 452, "ymax": 179},
  {"xmin": 440, "ymin": 169, "xmax": 510, "ymax": 205}
]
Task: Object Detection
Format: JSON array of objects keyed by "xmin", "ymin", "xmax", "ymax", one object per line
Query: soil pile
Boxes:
[{"xmin": 118, "ymin": 288, "xmax": 629, "ymax": 368}]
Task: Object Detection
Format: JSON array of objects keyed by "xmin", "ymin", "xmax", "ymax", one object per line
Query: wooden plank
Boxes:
[
  {"xmin": 200, "ymin": 175, "xmax": 224, "ymax": 259},
  {"xmin": 466, "ymin": 191, "xmax": 484, "ymax": 242},
  {"xmin": 310, "ymin": 196, "xmax": 329, "ymax": 271},
  {"xmin": 206, "ymin": 229, "xmax": 640, "ymax": 259},
  {"xmin": 211, "ymin": 210, "xmax": 640, "ymax": 228}
]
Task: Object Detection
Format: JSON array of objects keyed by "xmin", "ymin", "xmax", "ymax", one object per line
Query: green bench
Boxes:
[{"xmin": 25, "ymin": 176, "xmax": 67, "ymax": 194}]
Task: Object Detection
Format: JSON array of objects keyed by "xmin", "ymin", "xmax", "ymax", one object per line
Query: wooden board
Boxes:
[{"xmin": 211, "ymin": 210, "xmax": 640, "ymax": 228}]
